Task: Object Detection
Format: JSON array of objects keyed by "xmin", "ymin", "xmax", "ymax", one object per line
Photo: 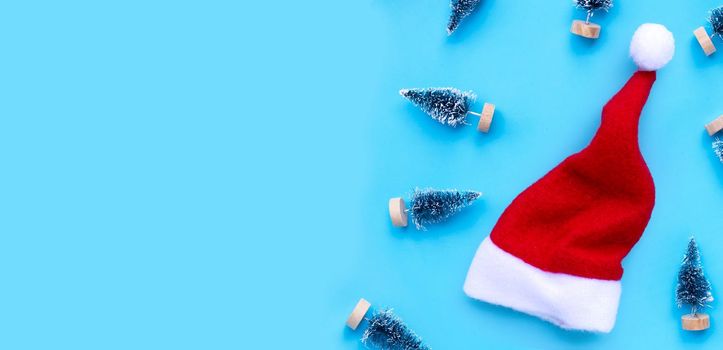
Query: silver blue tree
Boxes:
[
  {"xmin": 400, "ymin": 88, "xmax": 476, "ymax": 128},
  {"xmin": 575, "ymin": 0, "xmax": 613, "ymax": 24},
  {"xmin": 709, "ymin": 6, "xmax": 723, "ymax": 39},
  {"xmin": 713, "ymin": 138, "xmax": 723, "ymax": 163},
  {"xmin": 447, "ymin": 0, "xmax": 482, "ymax": 35},
  {"xmin": 676, "ymin": 238, "xmax": 713, "ymax": 315},
  {"xmin": 410, "ymin": 188, "xmax": 480, "ymax": 230},
  {"xmin": 361, "ymin": 309, "xmax": 430, "ymax": 350}
]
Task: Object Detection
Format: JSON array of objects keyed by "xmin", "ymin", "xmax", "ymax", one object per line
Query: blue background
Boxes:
[{"xmin": 1, "ymin": 0, "xmax": 722, "ymax": 349}]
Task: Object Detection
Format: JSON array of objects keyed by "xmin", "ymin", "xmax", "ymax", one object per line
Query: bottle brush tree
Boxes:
[
  {"xmin": 575, "ymin": 0, "xmax": 613, "ymax": 24},
  {"xmin": 362, "ymin": 309, "xmax": 430, "ymax": 350},
  {"xmin": 695, "ymin": 6, "xmax": 723, "ymax": 56},
  {"xmin": 400, "ymin": 87, "xmax": 495, "ymax": 132},
  {"xmin": 400, "ymin": 88, "xmax": 475, "ymax": 127},
  {"xmin": 571, "ymin": 0, "xmax": 613, "ymax": 39},
  {"xmin": 447, "ymin": 0, "xmax": 482, "ymax": 35},
  {"xmin": 710, "ymin": 6, "xmax": 723, "ymax": 39},
  {"xmin": 676, "ymin": 237, "xmax": 714, "ymax": 331},
  {"xmin": 389, "ymin": 188, "xmax": 481, "ymax": 230},
  {"xmin": 713, "ymin": 137, "xmax": 723, "ymax": 163},
  {"xmin": 346, "ymin": 299, "xmax": 430, "ymax": 350}
]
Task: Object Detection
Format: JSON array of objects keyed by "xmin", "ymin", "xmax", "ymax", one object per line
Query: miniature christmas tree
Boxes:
[
  {"xmin": 447, "ymin": 0, "xmax": 482, "ymax": 35},
  {"xmin": 571, "ymin": 0, "xmax": 613, "ymax": 39},
  {"xmin": 400, "ymin": 87, "xmax": 495, "ymax": 132},
  {"xmin": 346, "ymin": 299, "xmax": 430, "ymax": 350},
  {"xmin": 713, "ymin": 137, "xmax": 723, "ymax": 163},
  {"xmin": 362, "ymin": 309, "xmax": 430, "ymax": 350},
  {"xmin": 676, "ymin": 237, "xmax": 713, "ymax": 331},
  {"xmin": 400, "ymin": 88, "xmax": 474, "ymax": 127},
  {"xmin": 389, "ymin": 188, "xmax": 481, "ymax": 230},
  {"xmin": 694, "ymin": 6, "xmax": 723, "ymax": 56},
  {"xmin": 576, "ymin": 0, "xmax": 612, "ymax": 24},
  {"xmin": 710, "ymin": 6, "xmax": 723, "ymax": 39}
]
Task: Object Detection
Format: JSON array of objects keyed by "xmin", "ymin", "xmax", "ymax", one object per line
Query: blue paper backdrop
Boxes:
[{"xmin": 1, "ymin": 0, "xmax": 723, "ymax": 349}]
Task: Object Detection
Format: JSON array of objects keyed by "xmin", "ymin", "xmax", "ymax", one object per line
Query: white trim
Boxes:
[{"xmin": 463, "ymin": 237, "xmax": 621, "ymax": 333}]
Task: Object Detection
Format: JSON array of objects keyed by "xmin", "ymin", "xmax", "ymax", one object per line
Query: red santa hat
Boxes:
[{"xmin": 463, "ymin": 24, "xmax": 675, "ymax": 333}]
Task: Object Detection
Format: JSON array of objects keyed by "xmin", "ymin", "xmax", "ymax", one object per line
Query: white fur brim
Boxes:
[{"xmin": 463, "ymin": 237, "xmax": 622, "ymax": 333}]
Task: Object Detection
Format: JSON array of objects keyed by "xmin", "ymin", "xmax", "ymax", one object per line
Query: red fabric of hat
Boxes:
[{"xmin": 492, "ymin": 70, "xmax": 656, "ymax": 281}]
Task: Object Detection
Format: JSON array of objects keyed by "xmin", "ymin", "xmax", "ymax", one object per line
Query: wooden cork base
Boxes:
[
  {"xmin": 571, "ymin": 20, "xmax": 601, "ymax": 39},
  {"xmin": 705, "ymin": 115, "xmax": 723, "ymax": 136},
  {"xmin": 477, "ymin": 103, "xmax": 495, "ymax": 133},
  {"xmin": 682, "ymin": 313, "xmax": 710, "ymax": 331},
  {"xmin": 389, "ymin": 197, "xmax": 408, "ymax": 227},
  {"xmin": 346, "ymin": 298, "xmax": 371, "ymax": 330},
  {"xmin": 694, "ymin": 27, "xmax": 717, "ymax": 56}
]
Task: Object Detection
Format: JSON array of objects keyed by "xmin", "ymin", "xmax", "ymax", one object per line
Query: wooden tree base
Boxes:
[
  {"xmin": 346, "ymin": 298, "xmax": 371, "ymax": 330},
  {"xmin": 694, "ymin": 27, "xmax": 717, "ymax": 56},
  {"xmin": 477, "ymin": 103, "xmax": 495, "ymax": 133},
  {"xmin": 389, "ymin": 197, "xmax": 408, "ymax": 227},
  {"xmin": 571, "ymin": 20, "xmax": 601, "ymax": 39},
  {"xmin": 705, "ymin": 115, "xmax": 723, "ymax": 136},
  {"xmin": 682, "ymin": 313, "xmax": 710, "ymax": 331}
]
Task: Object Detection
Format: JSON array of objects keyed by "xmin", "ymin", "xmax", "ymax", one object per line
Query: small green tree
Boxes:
[
  {"xmin": 709, "ymin": 6, "xmax": 723, "ymax": 39},
  {"xmin": 447, "ymin": 0, "xmax": 482, "ymax": 35},
  {"xmin": 575, "ymin": 0, "xmax": 613, "ymax": 24},
  {"xmin": 400, "ymin": 87, "xmax": 476, "ymax": 128},
  {"xmin": 676, "ymin": 238, "xmax": 713, "ymax": 315},
  {"xmin": 362, "ymin": 309, "xmax": 430, "ymax": 350},
  {"xmin": 410, "ymin": 188, "xmax": 481, "ymax": 230},
  {"xmin": 713, "ymin": 137, "xmax": 723, "ymax": 163}
]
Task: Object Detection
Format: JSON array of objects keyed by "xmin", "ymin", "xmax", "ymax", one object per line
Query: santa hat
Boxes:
[{"xmin": 463, "ymin": 24, "xmax": 675, "ymax": 333}]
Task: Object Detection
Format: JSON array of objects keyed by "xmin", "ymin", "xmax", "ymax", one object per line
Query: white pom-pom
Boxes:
[{"xmin": 629, "ymin": 23, "xmax": 675, "ymax": 71}]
